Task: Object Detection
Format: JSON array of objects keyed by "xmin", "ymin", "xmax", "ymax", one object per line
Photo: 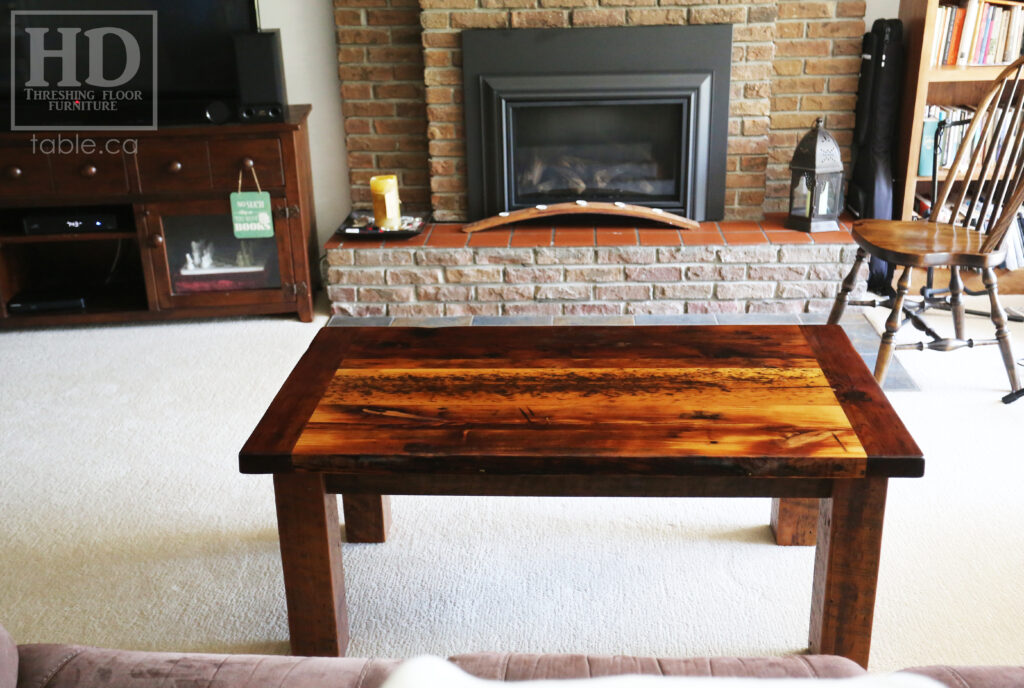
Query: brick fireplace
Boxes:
[
  {"xmin": 328, "ymin": 0, "xmax": 866, "ymax": 318},
  {"xmin": 335, "ymin": 0, "xmax": 865, "ymax": 222}
]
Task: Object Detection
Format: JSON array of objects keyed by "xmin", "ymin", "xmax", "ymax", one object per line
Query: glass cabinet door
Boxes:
[
  {"xmin": 164, "ymin": 214, "xmax": 281, "ymax": 295},
  {"xmin": 142, "ymin": 198, "xmax": 297, "ymax": 311}
]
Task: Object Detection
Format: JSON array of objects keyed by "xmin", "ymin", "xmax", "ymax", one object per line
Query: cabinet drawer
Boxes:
[
  {"xmin": 51, "ymin": 151, "xmax": 129, "ymax": 195},
  {"xmin": 209, "ymin": 138, "xmax": 284, "ymax": 190},
  {"xmin": 136, "ymin": 139, "xmax": 211, "ymax": 193},
  {"xmin": 0, "ymin": 148, "xmax": 53, "ymax": 198}
]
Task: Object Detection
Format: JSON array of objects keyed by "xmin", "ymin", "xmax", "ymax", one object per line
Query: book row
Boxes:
[{"xmin": 931, "ymin": 0, "xmax": 1024, "ymax": 67}]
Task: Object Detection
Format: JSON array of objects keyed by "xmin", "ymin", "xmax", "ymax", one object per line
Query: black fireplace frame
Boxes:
[{"xmin": 462, "ymin": 25, "xmax": 732, "ymax": 222}]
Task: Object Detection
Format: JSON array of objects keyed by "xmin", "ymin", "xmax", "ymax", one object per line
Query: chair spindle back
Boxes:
[{"xmin": 933, "ymin": 56, "xmax": 1024, "ymax": 254}]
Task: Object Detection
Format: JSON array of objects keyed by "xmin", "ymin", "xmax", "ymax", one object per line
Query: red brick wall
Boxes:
[
  {"xmin": 334, "ymin": 0, "xmax": 865, "ymax": 221},
  {"xmin": 767, "ymin": 0, "xmax": 866, "ymax": 212},
  {"xmin": 336, "ymin": 0, "xmax": 431, "ymax": 213}
]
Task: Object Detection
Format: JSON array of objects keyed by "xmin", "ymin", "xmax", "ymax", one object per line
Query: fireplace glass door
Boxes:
[{"xmin": 509, "ymin": 102, "xmax": 684, "ymax": 207}]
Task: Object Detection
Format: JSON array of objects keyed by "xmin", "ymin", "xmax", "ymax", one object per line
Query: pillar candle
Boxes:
[{"xmin": 370, "ymin": 174, "xmax": 401, "ymax": 230}]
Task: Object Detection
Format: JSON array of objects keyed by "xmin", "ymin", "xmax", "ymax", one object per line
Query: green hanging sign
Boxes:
[
  {"xmin": 231, "ymin": 166, "xmax": 274, "ymax": 239},
  {"xmin": 231, "ymin": 191, "xmax": 274, "ymax": 239}
]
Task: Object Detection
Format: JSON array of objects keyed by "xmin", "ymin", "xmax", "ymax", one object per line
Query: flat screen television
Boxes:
[{"xmin": 1, "ymin": 0, "xmax": 260, "ymax": 129}]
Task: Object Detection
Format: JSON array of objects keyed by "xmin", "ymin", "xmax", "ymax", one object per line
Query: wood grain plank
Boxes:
[
  {"xmin": 324, "ymin": 474, "xmax": 835, "ymax": 498},
  {"xmin": 322, "ymin": 366, "xmax": 834, "ymax": 402},
  {"xmin": 295, "ymin": 445, "xmax": 866, "ymax": 479},
  {"xmin": 239, "ymin": 328, "xmax": 361, "ymax": 473},
  {"xmin": 809, "ymin": 477, "xmax": 889, "ymax": 668},
  {"xmin": 273, "ymin": 473, "xmax": 348, "ymax": 657},
  {"xmin": 340, "ymin": 355, "xmax": 822, "ymax": 371},
  {"xmin": 801, "ymin": 325, "xmax": 923, "ymax": 473},
  {"xmin": 310, "ymin": 396, "xmax": 850, "ymax": 418},
  {"xmin": 294, "ymin": 424, "xmax": 864, "ymax": 460},
  {"xmin": 336, "ymin": 326, "xmax": 819, "ymax": 370}
]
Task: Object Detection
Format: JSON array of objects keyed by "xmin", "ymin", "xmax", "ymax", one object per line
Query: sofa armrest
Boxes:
[{"xmin": 900, "ymin": 666, "xmax": 1024, "ymax": 688}]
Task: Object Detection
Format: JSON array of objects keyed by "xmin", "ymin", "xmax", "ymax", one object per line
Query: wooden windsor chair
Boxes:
[{"xmin": 829, "ymin": 56, "xmax": 1024, "ymax": 403}]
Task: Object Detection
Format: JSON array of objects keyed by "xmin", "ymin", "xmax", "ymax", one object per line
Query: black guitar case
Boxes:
[{"xmin": 846, "ymin": 18, "xmax": 904, "ymax": 296}]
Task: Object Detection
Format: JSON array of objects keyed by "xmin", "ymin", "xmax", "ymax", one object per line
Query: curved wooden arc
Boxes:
[{"xmin": 460, "ymin": 201, "xmax": 701, "ymax": 233}]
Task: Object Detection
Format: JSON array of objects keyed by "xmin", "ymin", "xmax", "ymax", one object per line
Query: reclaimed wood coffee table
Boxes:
[{"xmin": 239, "ymin": 324, "xmax": 922, "ymax": 668}]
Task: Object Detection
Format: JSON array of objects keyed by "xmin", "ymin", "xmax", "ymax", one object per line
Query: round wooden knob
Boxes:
[
  {"xmin": 167, "ymin": 161, "xmax": 183, "ymax": 173},
  {"xmin": 6, "ymin": 166, "xmax": 22, "ymax": 179},
  {"xmin": 242, "ymin": 157, "xmax": 255, "ymax": 169},
  {"xmin": 80, "ymin": 164, "xmax": 98, "ymax": 177},
  {"xmin": 149, "ymin": 234, "xmax": 164, "ymax": 248}
]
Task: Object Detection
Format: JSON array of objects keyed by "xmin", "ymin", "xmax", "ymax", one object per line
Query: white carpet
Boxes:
[{"xmin": 1, "ymin": 298, "xmax": 1022, "ymax": 672}]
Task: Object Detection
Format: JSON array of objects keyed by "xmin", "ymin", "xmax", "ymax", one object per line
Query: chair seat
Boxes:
[{"xmin": 852, "ymin": 219, "xmax": 1007, "ymax": 269}]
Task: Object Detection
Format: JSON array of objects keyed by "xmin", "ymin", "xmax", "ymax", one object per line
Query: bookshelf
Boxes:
[{"xmin": 895, "ymin": 0, "xmax": 1024, "ymax": 219}]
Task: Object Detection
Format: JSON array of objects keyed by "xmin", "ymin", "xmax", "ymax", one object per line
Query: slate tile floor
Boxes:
[{"xmin": 327, "ymin": 311, "xmax": 919, "ymax": 392}]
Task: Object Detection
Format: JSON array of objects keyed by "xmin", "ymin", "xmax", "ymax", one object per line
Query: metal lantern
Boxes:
[{"xmin": 785, "ymin": 117, "xmax": 844, "ymax": 232}]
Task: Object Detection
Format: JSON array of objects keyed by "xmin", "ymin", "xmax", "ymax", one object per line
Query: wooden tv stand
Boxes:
[{"xmin": 0, "ymin": 105, "xmax": 316, "ymax": 328}]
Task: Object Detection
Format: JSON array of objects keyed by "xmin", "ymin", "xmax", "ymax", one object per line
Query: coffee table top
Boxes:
[{"xmin": 240, "ymin": 325, "xmax": 922, "ymax": 479}]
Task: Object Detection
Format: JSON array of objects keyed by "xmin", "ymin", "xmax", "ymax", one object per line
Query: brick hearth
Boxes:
[
  {"xmin": 324, "ymin": 215, "xmax": 861, "ymax": 317},
  {"xmin": 334, "ymin": 0, "xmax": 866, "ymax": 222}
]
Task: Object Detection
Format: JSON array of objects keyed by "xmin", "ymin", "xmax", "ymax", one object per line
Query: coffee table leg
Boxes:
[
  {"xmin": 809, "ymin": 478, "xmax": 888, "ymax": 668},
  {"xmin": 342, "ymin": 494, "xmax": 392, "ymax": 543},
  {"xmin": 273, "ymin": 473, "xmax": 349, "ymax": 657},
  {"xmin": 770, "ymin": 497, "xmax": 819, "ymax": 546}
]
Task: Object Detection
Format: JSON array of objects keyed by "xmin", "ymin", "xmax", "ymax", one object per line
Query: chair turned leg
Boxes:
[
  {"xmin": 949, "ymin": 267, "xmax": 966, "ymax": 341},
  {"xmin": 828, "ymin": 247, "xmax": 867, "ymax": 325},
  {"xmin": 875, "ymin": 265, "xmax": 912, "ymax": 384},
  {"xmin": 981, "ymin": 268, "xmax": 1022, "ymax": 394}
]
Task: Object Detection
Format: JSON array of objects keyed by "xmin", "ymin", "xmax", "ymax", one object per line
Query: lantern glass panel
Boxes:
[
  {"xmin": 813, "ymin": 171, "xmax": 843, "ymax": 218},
  {"xmin": 791, "ymin": 172, "xmax": 812, "ymax": 218}
]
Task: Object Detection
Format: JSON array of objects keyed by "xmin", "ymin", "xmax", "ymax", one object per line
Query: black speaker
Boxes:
[
  {"xmin": 203, "ymin": 100, "xmax": 233, "ymax": 124},
  {"xmin": 233, "ymin": 30, "xmax": 288, "ymax": 123}
]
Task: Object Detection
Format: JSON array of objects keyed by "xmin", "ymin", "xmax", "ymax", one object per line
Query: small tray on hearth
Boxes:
[{"xmin": 336, "ymin": 211, "xmax": 425, "ymax": 239}]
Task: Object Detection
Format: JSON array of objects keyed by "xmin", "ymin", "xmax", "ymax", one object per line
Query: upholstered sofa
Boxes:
[{"xmin": 2, "ymin": 622, "xmax": 1021, "ymax": 688}]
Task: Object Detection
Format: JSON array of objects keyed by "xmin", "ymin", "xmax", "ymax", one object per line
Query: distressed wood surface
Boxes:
[
  {"xmin": 240, "ymin": 329, "xmax": 358, "ymax": 473},
  {"xmin": 253, "ymin": 325, "xmax": 925, "ymax": 480},
  {"xmin": 768, "ymin": 326, "xmax": 925, "ymax": 548},
  {"xmin": 800, "ymin": 325, "xmax": 922, "ymax": 464}
]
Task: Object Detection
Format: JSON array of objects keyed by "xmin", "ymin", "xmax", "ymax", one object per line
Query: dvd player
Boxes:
[
  {"xmin": 22, "ymin": 211, "xmax": 119, "ymax": 235},
  {"xmin": 8, "ymin": 289, "xmax": 87, "ymax": 314}
]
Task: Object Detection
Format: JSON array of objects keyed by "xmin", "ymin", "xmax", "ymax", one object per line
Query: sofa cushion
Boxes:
[
  {"xmin": 900, "ymin": 666, "xmax": 1024, "ymax": 688},
  {"xmin": 15, "ymin": 644, "xmax": 401, "ymax": 688},
  {"xmin": 15, "ymin": 646, "xmax": 874, "ymax": 688},
  {"xmin": 16, "ymin": 643, "xmax": 967, "ymax": 688},
  {"xmin": 449, "ymin": 653, "xmax": 867, "ymax": 680},
  {"xmin": 388, "ymin": 656, "xmax": 942, "ymax": 687},
  {"xmin": 0, "ymin": 624, "xmax": 16, "ymax": 688}
]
